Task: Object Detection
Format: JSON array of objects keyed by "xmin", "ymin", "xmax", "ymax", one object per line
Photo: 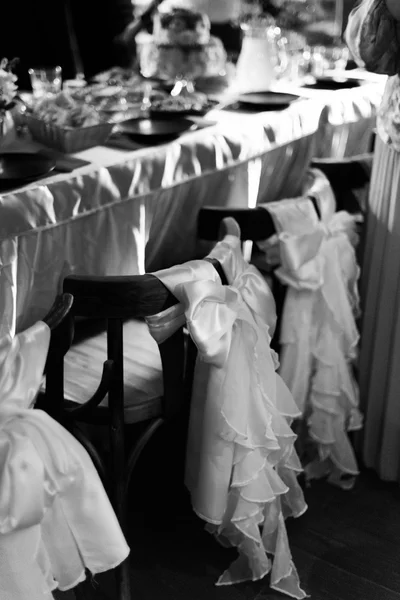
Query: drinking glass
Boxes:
[
  {"xmin": 310, "ymin": 45, "xmax": 349, "ymax": 77},
  {"xmin": 28, "ymin": 66, "xmax": 62, "ymax": 99}
]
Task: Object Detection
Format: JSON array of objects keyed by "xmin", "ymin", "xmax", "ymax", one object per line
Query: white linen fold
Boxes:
[
  {"xmin": 147, "ymin": 232, "xmax": 307, "ymax": 599},
  {"xmin": 0, "ymin": 321, "xmax": 129, "ymax": 599}
]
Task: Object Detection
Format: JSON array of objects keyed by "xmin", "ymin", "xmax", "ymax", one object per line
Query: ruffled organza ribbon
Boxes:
[
  {"xmin": 259, "ymin": 194, "xmax": 362, "ymax": 490},
  {"xmin": 0, "ymin": 322, "xmax": 129, "ymax": 597},
  {"xmin": 147, "ymin": 234, "xmax": 308, "ymax": 599}
]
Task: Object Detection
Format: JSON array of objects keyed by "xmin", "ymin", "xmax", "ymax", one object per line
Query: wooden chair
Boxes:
[
  {"xmin": 197, "ymin": 206, "xmax": 276, "ymax": 244},
  {"xmin": 38, "ymin": 257, "xmax": 228, "ymax": 600},
  {"xmin": 197, "ymin": 155, "xmax": 371, "ymax": 248},
  {"xmin": 197, "ymin": 206, "xmax": 288, "ymax": 352},
  {"xmin": 311, "ymin": 154, "xmax": 372, "ymax": 266},
  {"xmin": 196, "ymin": 159, "xmax": 367, "ymax": 350},
  {"xmin": 310, "ymin": 154, "xmax": 372, "ymax": 215}
]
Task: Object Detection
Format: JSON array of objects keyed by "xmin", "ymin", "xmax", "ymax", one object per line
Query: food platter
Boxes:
[{"xmin": 149, "ymin": 94, "xmax": 219, "ymax": 117}]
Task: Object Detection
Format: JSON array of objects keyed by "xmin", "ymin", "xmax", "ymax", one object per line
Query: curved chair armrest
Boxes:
[
  {"xmin": 43, "ymin": 293, "xmax": 74, "ymax": 376},
  {"xmin": 65, "ymin": 359, "xmax": 114, "ymax": 421},
  {"xmin": 43, "ymin": 293, "xmax": 74, "ymax": 330}
]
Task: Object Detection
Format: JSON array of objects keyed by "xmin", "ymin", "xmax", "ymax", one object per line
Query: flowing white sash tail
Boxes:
[
  {"xmin": 0, "ymin": 322, "xmax": 129, "ymax": 598},
  {"xmin": 259, "ymin": 172, "xmax": 362, "ymax": 490},
  {"xmin": 147, "ymin": 235, "xmax": 307, "ymax": 599}
]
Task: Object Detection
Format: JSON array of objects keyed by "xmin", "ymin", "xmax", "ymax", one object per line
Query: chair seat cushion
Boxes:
[{"xmin": 64, "ymin": 319, "xmax": 163, "ymax": 423}]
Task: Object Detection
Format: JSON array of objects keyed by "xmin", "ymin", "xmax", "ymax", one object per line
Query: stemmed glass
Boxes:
[{"xmin": 28, "ymin": 66, "xmax": 62, "ymax": 99}]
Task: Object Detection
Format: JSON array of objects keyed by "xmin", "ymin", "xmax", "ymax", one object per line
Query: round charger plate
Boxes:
[
  {"xmin": 0, "ymin": 153, "xmax": 56, "ymax": 183},
  {"xmin": 237, "ymin": 91, "xmax": 300, "ymax": 109},
  {"xmin": 118, "ymin": 117, "xmax": 196, "ymax": 141},
  {"xmin": 304, "ymin": 77, "xmax": 362, "ymax": 90}
]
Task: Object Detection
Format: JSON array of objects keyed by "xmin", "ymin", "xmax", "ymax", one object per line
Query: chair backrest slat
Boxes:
[
  {"xmin": 197, "ymin": 207, "xmax": 275, "ymax": 242},
  {"xmin": 63, "ymin": 274, "xmax": 177, "ymax": 319}
]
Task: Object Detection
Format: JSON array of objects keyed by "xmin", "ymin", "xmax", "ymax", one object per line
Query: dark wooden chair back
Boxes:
[
  {"xmin": 197, "ymin": 159, "xmax": 369, "ymax": 346},
  {"xmin": 198, "ymin": 206, "xmax": 276, "ymax": 242},
  {"xmin": 198, "ymin": 207, "xmax": 287, "ymax": 350},
  {"xmin": 65, "ymin": 274, "xmax": 186, "ymax": 419},
  {"xmin": 198, "ymin": 155, "xmax": 372, "ymax": 248},
  {"xmin": 42, "ymin": 273, "xmax": 189, "ymax": 498},
  {"xmin": 310, "ymin": 155, "xmax": 372, "ymax": 214},
  {"xmin": 197, "ymin": 197, "xmax": 326, "ymax": 245}
]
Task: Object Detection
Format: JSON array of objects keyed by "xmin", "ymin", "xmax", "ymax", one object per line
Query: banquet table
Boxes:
[{"xmin": 0, "ymin": 74, "xmax": 385, "ymax": 337}]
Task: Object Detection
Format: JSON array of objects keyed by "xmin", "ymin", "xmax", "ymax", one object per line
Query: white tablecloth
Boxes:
[{"xmin": 0, "ymin": 77, "xmax": 384, "ymax": 336}]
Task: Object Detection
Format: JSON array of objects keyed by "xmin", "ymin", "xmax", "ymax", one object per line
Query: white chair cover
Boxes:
[
  {"xmin": 259, "ymin": 173, "xmax": 362, "ymax": 490},
  {"xmin": 0, "ymin": 321, "xmax": 129, "ymax": 598},
  {"xmin": 301, "ymin": 168, "xmax": 337, "ymax": 222},
  {"xmin": 147, "ymin": 233, "xmax": 307, "ymax": 599}
]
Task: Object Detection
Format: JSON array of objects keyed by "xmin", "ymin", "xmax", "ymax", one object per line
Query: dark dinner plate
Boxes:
[
  {"xmin": 303, "ymin": 77, "xmax": 362, "ymax": 90},
  {"xmin": 0, "ymin": 152, "xmax": 56, "ymax": 183},
  {"xmin": 237, "ymin": 91, "xmax": 300, "ymax": 110},
  {"xmin": 118, "ymin": 117, "xmax": 196, "ymax": 142}
]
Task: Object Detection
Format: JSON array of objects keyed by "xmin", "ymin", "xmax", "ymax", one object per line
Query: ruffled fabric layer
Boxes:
[
  {"xmin": 259, "ymin": 183, "xmax": 362, "ymax": 490},
  {"xmin": 149, "ymin": 232, "xmax": 307, "ymax": 598},
  {"xmin": 279, "ymin": 287, "xmax": 362, "ymax": 489},
  {"xmin": 191, "ymin": 316, "xmax": 306, "ymax": 597},
  {"xmin": 0, "ymin": 322, "xmax": 129, "ymax": 598}
]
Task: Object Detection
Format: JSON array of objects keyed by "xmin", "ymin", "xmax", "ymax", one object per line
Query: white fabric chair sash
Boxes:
[
  {"xmin": 258, "ymin": 182, "xmax": 362, "ymax": 490},
  {"xmin": 0, "ymin": 322, "xmax": 129, "ymax": 598},
  {"xmin": 257, "ymin": 168, "xmax": 338, "ymax": 270},
  {"xmin": 147, "ymin": 234, "xmax": 307, "ymax": 599},
  {"xmin": 301, "ymin": 168, "xmax": 337, "ymax": 222}
]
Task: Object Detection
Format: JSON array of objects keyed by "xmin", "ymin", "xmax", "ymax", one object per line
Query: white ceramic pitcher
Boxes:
[{"xmin": 235, "ymin": 21, "xmax": 288, "ymax": 92}]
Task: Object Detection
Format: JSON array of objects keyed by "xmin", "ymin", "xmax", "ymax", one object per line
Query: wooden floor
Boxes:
[{"xmin": 57, "ymin": 432, "xmax": 400, "ymax": 600}]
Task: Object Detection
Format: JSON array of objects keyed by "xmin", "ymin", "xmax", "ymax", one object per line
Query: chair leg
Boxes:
[
  {"xmin": 125, "ymin": 418, "xmax": 164, "ymax": 495},
  {"xmin": 116, "ymin": 419, "xmax": 164, "ymax": 599},
  {"xmin": 116, "ymin": 557, "xmax": 131, "ymax": 600},
  {"xmin": 73, "ymin": 581, "xmax": 89, "ymax": 600},
  {"xmin": 110, "ymin": 444, "xmax": 131, "ymax": 600},
  {"xmin": 72, "ymin": 424, "xmax": 107, "ymax": 484},
  {"xmin": 108, "ymin": 397, "xmax": 131, "ymax": 598}
]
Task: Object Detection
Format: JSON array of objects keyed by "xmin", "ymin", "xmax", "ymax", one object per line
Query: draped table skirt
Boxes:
[{"xmin": 0, "ymin": 79, "xmax": 385, "ymax": 337}]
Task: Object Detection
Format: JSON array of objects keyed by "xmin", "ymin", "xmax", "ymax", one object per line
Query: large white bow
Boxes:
[
  {"xmin": 148, "ymin": 235, "xmax": 307, "ymax": 599},
  {"xmin": 0, "ymin": 322, "xmax": 129, "ymax": 597},
  {"xmin": 260, "ymin": 195, "xmax": 362, "ymax": 489}
]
